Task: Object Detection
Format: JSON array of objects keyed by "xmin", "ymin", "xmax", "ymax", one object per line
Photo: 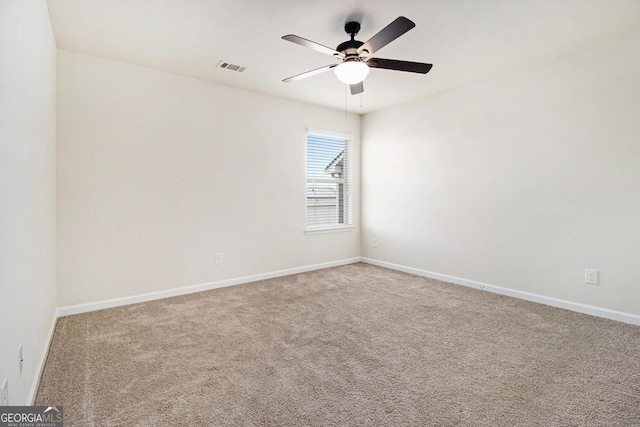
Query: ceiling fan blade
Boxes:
[
  {"xmin": 350, "ymin": 82, "xmax": 364, "ymax": 95},
  {"xmin": 357, "ymin": 16, "xmax": 415, "ymax": 57},
  {"xmin": 367, "ymin": 58, "xmax": 433, "ymax": 74},
  {"xmin": 283, "ymin": 64, "xmax": 338, "ymax": 82},
  {"xmin": 282, "ymin": 35, "xmax": 345, "ymax": 58}
]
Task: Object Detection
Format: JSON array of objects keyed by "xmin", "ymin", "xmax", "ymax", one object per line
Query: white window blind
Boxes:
[{"xmin": 306, "ymin": 131, "xmax": 351, "ymax": 230}]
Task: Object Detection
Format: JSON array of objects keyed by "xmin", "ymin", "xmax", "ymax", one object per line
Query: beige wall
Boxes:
[
  {"xmin": 56, "ymin": 50, "xmax": 360, "ymax": 307},
  {"xmin": 361, "ymin": 30, "xmax": 640, "ymax": 316},
  {"xmin": 0, "ymin": 0, "xmax": 57, "ymax": 404}
]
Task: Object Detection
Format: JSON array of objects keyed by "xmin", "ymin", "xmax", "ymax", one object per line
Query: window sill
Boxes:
[{"xmin": 305, "ymin": 225, "xmax": 354, "ymax": 235}]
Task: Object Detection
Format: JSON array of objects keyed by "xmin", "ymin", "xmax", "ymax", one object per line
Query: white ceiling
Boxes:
[{"xmin": 46, "ymin": 0, "xmax": 640, "ymax": 114}]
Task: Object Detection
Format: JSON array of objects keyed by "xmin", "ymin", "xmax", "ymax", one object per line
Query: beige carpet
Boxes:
[{"xmin": 36, "ymin": 263, "xmax": 640, "ymax": 426}]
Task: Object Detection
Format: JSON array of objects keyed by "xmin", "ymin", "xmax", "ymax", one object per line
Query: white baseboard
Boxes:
[
  {"xmin": 361, "ymin": 257, "xmax": 640, "ymax": 327},
  {"xmin": 57, "ymin": 257, "xmax": 362, "ymax": 317},
  {"xmin": 27, "ymin": 310, "xmax": 57, "ymax": 404}
]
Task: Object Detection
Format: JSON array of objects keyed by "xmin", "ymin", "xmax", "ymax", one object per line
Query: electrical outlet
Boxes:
[
  {"xmin": 1, "ymin": 378, "xmax": 8, "ymax": 406},
  {"xmin": 373, "ymin": 238, "xmax": 378, "ymax": 248},
  {"xmin": 18, "ymin": 344, "xmax": 23, "ymax": 376},
  {"xmin": 215, "ymin": 253, "xmax": 223, "ymax": 265},
  {"xmin": 585, "ymin": 269, "xmax": 599, "ymax": 285}
]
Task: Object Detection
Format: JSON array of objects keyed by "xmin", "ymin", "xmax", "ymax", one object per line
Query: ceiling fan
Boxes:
[{"xmin": 282, "ymin": 16, "xmax": 433, "ymax": 95}]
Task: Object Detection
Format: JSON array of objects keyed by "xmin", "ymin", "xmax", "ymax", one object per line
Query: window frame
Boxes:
[{"xmin": 305, "ymin": 128, "xmax": 353, "ymax": 234}]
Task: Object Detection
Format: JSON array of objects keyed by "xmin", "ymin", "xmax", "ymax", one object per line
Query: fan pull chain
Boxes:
[{"xmin": 345, "ymin": 84, "xmax": 348, "ymax": 117}]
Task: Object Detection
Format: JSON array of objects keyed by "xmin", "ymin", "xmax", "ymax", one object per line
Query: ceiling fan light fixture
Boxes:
[{"xmin": 334, "ymin": 59, "xmax": 369, "ymax": 85}]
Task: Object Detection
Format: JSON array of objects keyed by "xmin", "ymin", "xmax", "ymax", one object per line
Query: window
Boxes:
[{"xmin": 306, "ymin": 129, "xmax": 352, "ymax": 231}]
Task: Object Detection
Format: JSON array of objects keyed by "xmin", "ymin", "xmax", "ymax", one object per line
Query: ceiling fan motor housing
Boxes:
[{"xmin": 337, "ymin": 21, "xmax": 367, "ymax": 59}]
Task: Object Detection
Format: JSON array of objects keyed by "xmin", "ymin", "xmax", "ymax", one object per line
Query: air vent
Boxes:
[{"xmin": 217, "ymin": 61, "xmax": 246, "ymax": 73}]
